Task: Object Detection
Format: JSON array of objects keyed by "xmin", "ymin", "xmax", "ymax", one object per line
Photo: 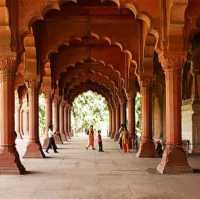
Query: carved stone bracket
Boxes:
[
  {"xmin": 158, "ymin": 51, "xmax": 186, "ymax": 71},
  {"xmin": 0, "ymin": 56, "xmax": 16, "ymax": 79}
]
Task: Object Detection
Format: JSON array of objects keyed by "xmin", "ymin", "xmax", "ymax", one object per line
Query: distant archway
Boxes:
[{"xmin": 71, "ymin": 90, "xmax": 109, "ymax": 137}]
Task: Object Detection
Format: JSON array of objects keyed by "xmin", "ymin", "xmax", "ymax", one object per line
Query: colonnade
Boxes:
[
  {"xmin": 0, "ymin": 58, "xmax": 192, "ymax": 175},
  {"xmin": 15, "ymin": 90, "xmax": 73, "ymax": 149}
]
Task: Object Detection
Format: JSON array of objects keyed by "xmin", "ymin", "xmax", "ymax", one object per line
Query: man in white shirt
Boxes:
[{"xmin": 46, "ymin": 125, "xmax": 58, "ymax": 153}]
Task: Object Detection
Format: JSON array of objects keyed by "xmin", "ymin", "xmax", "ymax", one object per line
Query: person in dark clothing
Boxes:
[
  {"xmin": 155, "ymin": 140, "xmax": 163, "ymax": 157},
  {"xmin": 97, "ymin": 130, "xmax": 104, "ymax": 152},
  {"xmin": 46, "ymin": 125, "xmax": 58, "ymax": 153}
]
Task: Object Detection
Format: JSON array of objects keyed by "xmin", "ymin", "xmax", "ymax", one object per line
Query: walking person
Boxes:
[
  {"xmin": 46, "ymin": 124, "xmax": 58, "ymax": 153},
  {"xmin": 97, "ymin": 130, "xmax": 104, "ymax": 152},
  {"xmin": 121, "ymin": 125, "xmax": 130, "ymax": 153},
  {"xmin": 118, "ymin": 124, "xmax": 125, "ymax": 149},
  {"xmin": 86, "ymin": 125, "xmax": 95, "ymax": 150}
]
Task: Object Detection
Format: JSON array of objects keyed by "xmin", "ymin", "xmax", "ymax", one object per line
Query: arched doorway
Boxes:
[{"xmin": 71, "ymin": 90, "xmax": 109, "ymax": 137}]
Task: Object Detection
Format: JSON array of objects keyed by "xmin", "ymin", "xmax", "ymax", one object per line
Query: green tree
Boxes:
[
  {"xmin": 39, "ymin": 95, "xmax": 46, "ymax": 136},
  {"xmin": 72, "ymin": 91, "xmax": 109, "ymax": 135},
  {"xmin": 135, "ymin": 93, "xmax": 141, "ymax": 135}
]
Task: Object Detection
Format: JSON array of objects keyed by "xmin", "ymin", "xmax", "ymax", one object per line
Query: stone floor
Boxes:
[{"xmin": 1, "ymin": 136, "xmax": 200, "ymax": 199}]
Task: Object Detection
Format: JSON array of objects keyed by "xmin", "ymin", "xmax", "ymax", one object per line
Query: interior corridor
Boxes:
[{"xmin": 0, "ymin": 137, "xmax": 200, "ymax": 199}]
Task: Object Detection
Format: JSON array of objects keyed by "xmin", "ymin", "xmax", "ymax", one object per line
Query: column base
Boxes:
[
  {"xmin": 111, "ymin": 132, "xmax": 115, "ymax": 139},
  {"xmin": 65, "ymin": 132, "xmax": 70, "ymax": 141},
  {"xmin": 54, "ymin": 132, "xmax": 63, "ymax": 144},
  {"xmin": 0, "ymin": 145, "xmax": 26, "ymax": 175},
  {"xmin": 61, "ymin": 132, "xmax": 67, "ymax": 142},
  {"xmin": 23, "ymin": 141, "xmax": 45, "ymax": 158},
  {"xmin": 192, "ymin": 147, "xmax": 200, "ymax": 154},
  {"xmin": 42, "ymin": 136, "xmax": 49, "ymax": 149},
  {"xmin": 157, "ymin": 145, "xmax": 193, "ymax": 174},
  {"xmin": 136, "ymin": 139, "xmax": 156, "ymax": 158}
]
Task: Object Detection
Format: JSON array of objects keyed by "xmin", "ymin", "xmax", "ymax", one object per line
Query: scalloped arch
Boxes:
[
  {"xmin": 67, "ymin": 81, "xmax": 120, "ymax": 106},
  {"xmin": 60, "ymin": 58, "xmax": 125, "ymax": 87},
  {"xmin": 23, "ymin": 0, "xmax": 153, "ymax": 50}
]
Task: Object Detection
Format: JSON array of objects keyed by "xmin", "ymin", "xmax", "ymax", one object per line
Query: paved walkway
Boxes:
[{"xmin": 1, "ymin": 137, "xmax": 200, "ymax": 199}]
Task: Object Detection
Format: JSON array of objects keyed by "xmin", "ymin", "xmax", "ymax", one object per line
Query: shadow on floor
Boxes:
[
  {"xmin": 146, "ymin": 168, "xmax": 200, "ymax": 175},
  {"xmin": 138, "ymin": 196, "xmax": 174, "ymax": 199}
]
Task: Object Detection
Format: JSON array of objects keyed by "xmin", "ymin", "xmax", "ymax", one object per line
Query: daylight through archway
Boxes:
[{"xmin": 71, "ymin": 91, "xmax": 109, "ymax": 137}]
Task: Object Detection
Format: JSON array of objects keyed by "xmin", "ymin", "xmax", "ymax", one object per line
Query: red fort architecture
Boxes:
[{"xmin": 0, "ymin": 0, "xmax": 200, "ymax": 176}]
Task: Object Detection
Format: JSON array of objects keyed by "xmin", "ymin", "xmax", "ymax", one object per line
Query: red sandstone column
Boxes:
[
  {"xmin": 120, "ymin": 101, "xmax": 126, "ymax": 125},
  {"xmin": 52, "ymin": 97, "xmax": 62, "ymax": 144},
  {"xmin": 0, "ymin": 57, "xmax": 26, "ymax": 174},
  {"xmin": 65, "ymin": 104, "xmax": 70, "ymax": 139},
  {"xmin": 63, "ymin": 104, "xmax": 69, "ymax": 140},
  {"xmin": 25, "ymin": 106, "xmax": 29, "ymax": 136},
  {"xmin": 59, "ymin": 100, "xmax": 66, "ymax": 141},
  {"xmin": 157, "ymin": 55, "xmax": 192, "ymax": 174},
  {"xmin": 24, "ymin": 80, "xmax": 45, "ymax": 158},
  {"xmin": 42, "ymin": 91, "xmax": 52, "ymax": 148},
  {"xmin": 67, "ymin": 107, "xmax": 70, "ymax": 137},
  {"xmin": 15, "ymin": 100, "xmax": 22, "ymax": 139},
  {"xmin": 111, "ymin": 108, "xmax": 116, "ymax": 138},
  {"xmin": 109, "ymin": 108, "xmax": 112, "ymax": 137},
  {"xmin": 137, "ymin": 79, "xmax": 156, "ymax": 157},
  {"xmin": 68, "ymin": 106, "xmax": 72, "ymax": 137},
  {"xmin": 115, "ymin": 103, "xmax": 120, "ymax": 136},
  {"xmin": 127, "ymin": 94, "xmax": 136, "ymax": 149}
]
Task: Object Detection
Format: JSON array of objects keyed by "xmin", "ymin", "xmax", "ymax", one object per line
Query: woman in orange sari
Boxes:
[
  {"xmin": 121, "ymin": 125, "xmax": 130, "ymax": 153},
  {"xmin": 86, "ymin": 125, "xmax": 95, "ymax": 150}
]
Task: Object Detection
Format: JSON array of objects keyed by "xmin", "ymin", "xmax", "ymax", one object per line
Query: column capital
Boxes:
[
  {"xmin": 53, "ymin": 95, "xmax": 60, "ymax": 104},
  {"xmin": 0, "ymin": 56, "xmax": 16, "ymax": 84},
  {"xmin": 192, "ymin": 49, "xmax": 200, "ymax": 72},
  {"xmin": 139, "ymin": 77, "xmax": 152, "ymax": 87},
  {"xmin": 43, "ymin": 89, "xmax": 52, "ymax": 98},
  {"xmin": 159, "ymin": 52, "xmax": 186, "ymax": 71},
  {"xmin": 119, "ymin": 100, "xmax": 126, "ymax": 106},
  {"xmin": 25, "ymin": 79, "xmax": 39, "ymax": 90},
  {"xmin": 0, "ymin": 56, "xmax": 16, "ymax": 73},
  {"xmin": 127, "ymin": 90, "xmax": 136, "ymax": 99}
]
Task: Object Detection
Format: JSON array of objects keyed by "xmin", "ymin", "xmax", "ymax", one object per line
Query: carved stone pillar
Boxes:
[
  {"xmin": 115, "ymin": 103, "xmax": 120, "ymax": 136},
  {"xmin": 111, "ymin": 108, "xmax": 116, "ymax": 138},
  {"xmin": 24, "ymin": 102, "xmax": 29, "ymax": 136},
  {"xmin": 15, "ymin": 100, "xmax": 22, "ymax": 139},
  {"xmin": 137, "ymin": 79, "xmax": 156, "ymax": 157},
  {"xmin": 109, "ymin": 108, "xmax": 112, "ymax": 137},
  {"xmin": 157, "ymin": 54, "xmax": 192, "ymax": 174},
  {"xmin": 42, "ymin": 91, "xmax": 52, "ymax": 148},
  {"xmin": 68, "ymin": 106, "xmax": 72, "ymax": 137},
  {"xmin": 63, "ymin": 104, "xmax": 68, "ymax": 140},
  {"xmin": 0, "ymin": 57, "xmax": 26, "ymax": 174},
  {"xmin": 65, "ymin": 104, "xmax": 70, "ymax": 139},
  {"xmin": 24, "ymin": 80, "xmax": 45, "ymax": 158},
  {"xmin": 59, "ymin": 100, "xmax": 66, "ymax": 141},
  {"xmin": 53, "ymin": 97, "xmax": 62, "ymax": 144},
  {"xmin": 127, "ymin": 94, "xmax": 136, "ymax": 149},
  {"xmin": 120, "ymin": 101, "xmax": 126, "ymax": 125}
]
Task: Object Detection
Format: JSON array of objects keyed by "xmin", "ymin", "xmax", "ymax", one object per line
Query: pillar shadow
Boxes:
[
  {"xmin": 193, "ymin": 168, "xmax": 200, "ymax": 173},
  {"xmin": 137, "ymin": 196, "xmax": 174, "ymax": 199},
  {"xmin": 24, "ymin": 170, "xmax": 45, "ymax": 175},
  {"xmin": 146, "ymin": 168, "xmax": 200, "ymax": 175}
]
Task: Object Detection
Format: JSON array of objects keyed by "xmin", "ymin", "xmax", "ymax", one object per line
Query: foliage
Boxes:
[
  {"xmin": 71, "ymin": 91, "xmax": 109, "ymax": 135},
  {"xmin": 39, "ymin": 95, "xmax": 46, "ymax": 135},
  {"xmin": 135, "ymin": 93, "xmax": 141, "ymax": 134}
]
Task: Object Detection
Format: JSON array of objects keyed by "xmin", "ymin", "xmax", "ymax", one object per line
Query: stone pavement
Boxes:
[{"xmin": 0, "ymin": 136, "xmax": 200, "ymax": 199}]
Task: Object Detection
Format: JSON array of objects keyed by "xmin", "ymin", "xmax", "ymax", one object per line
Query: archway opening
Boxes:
[
  {"xmin": 39, "ymin": 94, "xmax": 46, "ymax": 137},
  {"xmin": 135, "ymin": 92, "xmax": 141, "ymax": 139},
  {"xmin": 71, "ymin": 90, "xmax": 109, "ymax": 137}
]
